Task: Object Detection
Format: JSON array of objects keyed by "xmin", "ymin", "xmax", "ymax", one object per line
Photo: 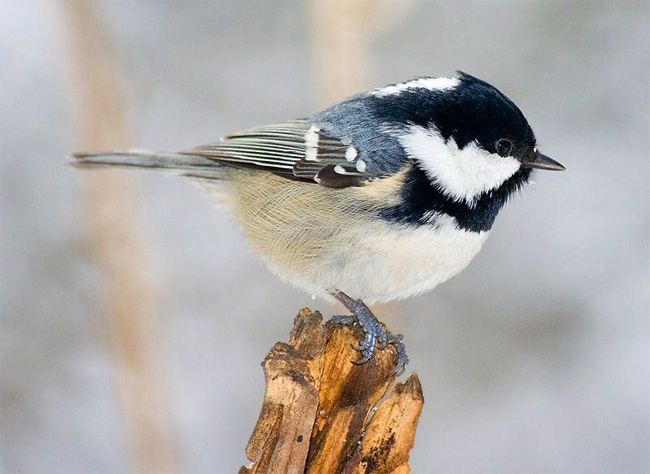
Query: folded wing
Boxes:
[{"xmin": 185, "ymin": 120, "xmax": 376, "ymax": 188}]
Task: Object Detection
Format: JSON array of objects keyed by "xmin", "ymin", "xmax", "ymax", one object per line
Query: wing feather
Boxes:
[{"xmin": 183, "ymin": 120, "xmax": 375, "ymax": 187}]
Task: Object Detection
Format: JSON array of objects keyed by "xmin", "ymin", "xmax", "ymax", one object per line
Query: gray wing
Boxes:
[{"xmin": 184, "ymin": 120, "xmax": 376, "ymax": 188}]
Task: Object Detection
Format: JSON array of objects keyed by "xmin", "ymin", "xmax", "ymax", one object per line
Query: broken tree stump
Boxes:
[{"xmin": 240, "ymin": 308, "xmax": 424, "ymax": 474}]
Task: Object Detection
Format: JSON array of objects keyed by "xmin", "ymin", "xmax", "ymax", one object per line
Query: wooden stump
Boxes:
[{"xmin": 240, "ymin": 309, "xmax": 423, "ymax": 474}]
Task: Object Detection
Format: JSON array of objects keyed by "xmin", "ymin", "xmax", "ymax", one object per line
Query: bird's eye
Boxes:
[{"xmin": 495, "ymin": 139, "xmax": 513, "ymax": 157}]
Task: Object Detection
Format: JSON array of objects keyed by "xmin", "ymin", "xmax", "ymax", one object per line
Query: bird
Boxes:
[{"xmin": 72, "ymin": 72, "xmax": 565, "ymax": 375}]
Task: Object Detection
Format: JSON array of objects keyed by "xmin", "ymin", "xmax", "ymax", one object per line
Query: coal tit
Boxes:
[{"xmin": 72, "ymin": 72, "xmax": 564, "ymax": 373}]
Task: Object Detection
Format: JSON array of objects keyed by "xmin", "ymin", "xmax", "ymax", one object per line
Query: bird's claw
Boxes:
[
  {"xmin": 387, "ymin": 333, "xmax": 409, "ymax": 376},
  {"xmin": 329, "ymin": 314, "xmax": 355, "ymax": 326},
  {"xmin": 328, "ymin": 290, "xmax": 409, "ymax": 376}
]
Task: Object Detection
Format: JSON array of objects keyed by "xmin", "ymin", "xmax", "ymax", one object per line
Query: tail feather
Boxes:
[{"xmin": 70, "ymin": 149, "xmax": 223, "ymax": 178}]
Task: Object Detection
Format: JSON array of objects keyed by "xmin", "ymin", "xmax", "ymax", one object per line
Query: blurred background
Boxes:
[{"xmin": 1, "ymin": 0, "xmax": 649, "ymax": 473}]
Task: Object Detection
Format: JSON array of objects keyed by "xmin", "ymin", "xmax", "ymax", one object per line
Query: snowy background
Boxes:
[{"xmin": 2, "ymin": 1, "xmax": 649, "ymax": 473}]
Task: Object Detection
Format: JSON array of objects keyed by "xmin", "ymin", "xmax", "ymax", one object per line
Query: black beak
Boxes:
[{"xmin": 524, "ymin": 151, "xmax": 566, "ymax": 171}]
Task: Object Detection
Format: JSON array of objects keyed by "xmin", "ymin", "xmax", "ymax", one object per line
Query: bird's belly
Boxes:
[
  {"xmin": 260, "ymin": 216, "xmax": 489, "ymax": 304},
  {"xmin": 224, "ymin": 173, "xmax": 488, "ymax": 303},
  {"xmin": 324, "ymin": 219, "xmax": 489, "ymax": 302}
]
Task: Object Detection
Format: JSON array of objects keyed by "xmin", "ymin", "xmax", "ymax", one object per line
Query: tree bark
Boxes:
[{"xmin": 241, "ymin": 309, "xmax": 423, "ymax": 474}]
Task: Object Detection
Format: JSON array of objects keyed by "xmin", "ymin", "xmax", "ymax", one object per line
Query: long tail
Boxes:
[{"xmin": 70, "ymin": 149, "xmax": 225, "ymax": 180}]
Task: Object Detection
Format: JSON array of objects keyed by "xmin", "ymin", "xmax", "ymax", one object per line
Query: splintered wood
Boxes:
[{"xmin": 240, "ymin": 309, "xmax": 423, "ymax": 474}]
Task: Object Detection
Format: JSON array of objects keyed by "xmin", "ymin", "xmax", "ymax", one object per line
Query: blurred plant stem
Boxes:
[
  {"xmin": 309, "ymin": 0, "xmax": 411, "ymax": 106},
  {"xmin": 59, "ymin": 1, "xmax": 177, "ymax": 473}
]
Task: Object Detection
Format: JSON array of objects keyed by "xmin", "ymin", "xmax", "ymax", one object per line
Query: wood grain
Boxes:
[{"xmin": 241, "ymin": 309, "xmax": 423, "ymax": 474}]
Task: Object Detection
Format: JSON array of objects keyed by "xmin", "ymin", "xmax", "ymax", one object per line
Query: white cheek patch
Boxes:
[{"xmin": 398, "ymin": 126, "xmax": 521, "ymax": 205}]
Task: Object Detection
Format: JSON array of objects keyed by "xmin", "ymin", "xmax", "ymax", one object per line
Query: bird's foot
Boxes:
[{"xmin": 328, "ymin": 290, "xmax": 409, "ymax": 376}]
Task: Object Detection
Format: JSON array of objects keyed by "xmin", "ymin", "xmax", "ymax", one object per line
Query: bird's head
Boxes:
[{"xmin": 373, "ymin": 72, "xmax": 564, "ymax": 206}]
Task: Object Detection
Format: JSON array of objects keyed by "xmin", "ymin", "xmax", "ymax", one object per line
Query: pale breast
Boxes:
[
  {"xmin": 327, "ymin": 217, "xmax": 489, "ymax": 302},
  {"xmin": 212, "ymin": 171, "xmax": 489, "ymax": 303}
]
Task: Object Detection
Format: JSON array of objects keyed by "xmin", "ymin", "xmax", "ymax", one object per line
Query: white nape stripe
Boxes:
[
  {"xmin": 372, "ymin": 77, "xmax": 459, "ymax": 97},
  {"xmin": 398, "ymin": 125, "xmax": 521, "ymax": 205}
]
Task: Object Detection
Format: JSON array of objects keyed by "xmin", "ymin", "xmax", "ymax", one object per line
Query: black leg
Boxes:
[{"xmin": 329, "ymin": 290, "xmax": 409, "ymax": 376}]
